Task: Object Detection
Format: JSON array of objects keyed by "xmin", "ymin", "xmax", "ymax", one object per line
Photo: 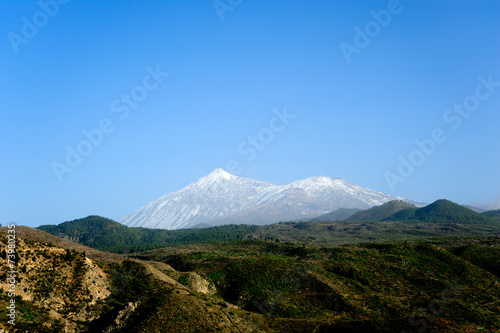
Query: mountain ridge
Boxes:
[
  {"xmin": 337, "ymin": 199, "xmax": 499, "ymax": 226},
  {"xmin": 344, "ymin": 200, "xmax": 417, "ymax": 222},
  {"xmin": 382, "ymin": 199, "xmax": 498, "ymax": 225},
  {"xmin": 120, "ymin": 169, "xmax": 412, "ymax": 229}
]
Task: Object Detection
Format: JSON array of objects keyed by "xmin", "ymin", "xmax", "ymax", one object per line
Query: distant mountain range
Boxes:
[
  {"xmin": 384, "ymin": 199, "xmax": 498, "ymax": 225},
  {"xmin": 119, "ymin": 168, "xmax": 416, "ymax": 229},
  {"xmin": 307, "ymin": 201, "xmax": 491, "ymax": 223},
  {"xmin": 329, "ymin": 199, "xmax": 498, "ymax": 225},
  {"xmin": 36, "ymin": 199, "xmax": 500, "ymax": 254}
]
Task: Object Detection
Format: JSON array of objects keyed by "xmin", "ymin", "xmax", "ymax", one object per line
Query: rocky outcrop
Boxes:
[
  {"xmin": 103, "ymin": 300, "xmax": 142, "ymax": 333},
  {"xmin": 185, "ymin": 272, "xmax": 217, "ymax": 294},
  {"xmin": 0, "ymin": 233, "xmax": 111, "ymax": 332}
]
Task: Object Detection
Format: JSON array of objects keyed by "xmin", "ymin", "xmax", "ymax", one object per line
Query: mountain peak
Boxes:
[
  {"xmin": 121, "ymin": 171, "xmax": 411, "ymax": 229},
  {"xmin": 205, "ymin": 168, "xmax": 236, "ymax": 181}
]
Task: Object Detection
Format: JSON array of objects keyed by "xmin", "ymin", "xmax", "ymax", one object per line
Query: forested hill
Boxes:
[
  {"xmin": 37, "ymin": 216, "xmax": 258, "ymax": 253},
  {"xmin": 383, "ymin": 199, "xmax": 498, "ymax": 225},
  {"xmin": 483, "ymin": 209, "xmax": 500, "ymax": 219},
  {"xmin": 344, "ymin": 200, "xmax": 416, "ymax": 222},
  {"xmin": 37, "ymin": 199, "xmax": 499, "ymax": 254}
]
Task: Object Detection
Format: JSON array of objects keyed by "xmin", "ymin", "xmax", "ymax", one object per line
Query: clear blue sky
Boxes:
[{"xmin": 1, "ymin": 0, "xmax": 499, "ymax": 227}]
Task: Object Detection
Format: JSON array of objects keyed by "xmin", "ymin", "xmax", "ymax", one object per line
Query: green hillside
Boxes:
[
  {"xmin": 384, "ymin": 199, "xmax": 499, "ymax": 225},
  {"xmin": 345, "ymin": 200, "xmax": 417, "ymax": 222},
  {"xmin": 309, "ymin": 207, "xmax": 362, "ymax": 221},
  {"xmin": 37, "ymin": 199, "xmax": 500, "ymax": 255},
  {"xmin": 5, "ymin": 221, "xmax": 500, "ymax": 332},
  {"xmin": 132, "ymin": 236, "xmax": 500, "ymax": 332},
  {"xmin": 37, "ymin": 216, "xmax": 259, "ymax": 253},
  {"xmin": 483, "ymin": 209, "xmax": 500, "ymax": 218}
]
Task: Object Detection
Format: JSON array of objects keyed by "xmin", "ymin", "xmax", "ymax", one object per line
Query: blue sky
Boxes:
[{"xmin": 1, "ymin": 0, "xmax": 499, "ymax": 227}]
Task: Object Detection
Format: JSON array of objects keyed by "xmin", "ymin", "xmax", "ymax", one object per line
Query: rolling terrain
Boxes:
[
  {"xmin": 37, "ymin": 200, "xmax": 500, "ymax": 253},
  {"xmin": 2, "ymin": 199, "xmax": 499, "ymax": 332},
  {"xmin": 2, "ymin": 226, "xmax": 499, "ymax": 332},
  {"xmin": 38, "ymin": 216, "xmax": 258, "ymax": 253}
]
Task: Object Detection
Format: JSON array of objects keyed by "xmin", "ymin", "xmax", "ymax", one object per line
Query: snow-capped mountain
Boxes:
[{"xmin": 119, "ymin": 168, "xmax": 410, "ymax": 229}]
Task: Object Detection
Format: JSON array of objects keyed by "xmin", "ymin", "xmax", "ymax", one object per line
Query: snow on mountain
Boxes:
[
  {"xmin": 119, "ymin": 168, "xmax": 411, "ymax": 229},
  {"xmin": 120, "ymin": 169, "xmax": 279, "ymax": 229}
]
